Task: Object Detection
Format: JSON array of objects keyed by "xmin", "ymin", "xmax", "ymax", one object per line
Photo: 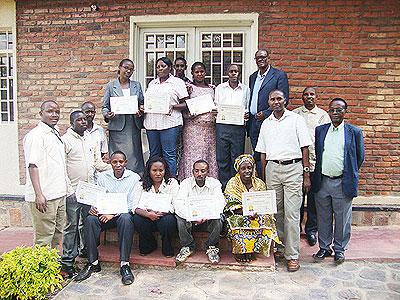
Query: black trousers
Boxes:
[
  {"xmin": 300, "ymin": 172, "xmax": 317, "ymax": 235},
  {"xmin": 133, "ymin": 213, "xmax": 177, "ymax": 257},
  {"xmin": 216, "ymin": 123, "xmax": 246, "ymax": 189},
  {"xmin": 85, "ymin": 213, "xmax": 135, "ymax": 264}
]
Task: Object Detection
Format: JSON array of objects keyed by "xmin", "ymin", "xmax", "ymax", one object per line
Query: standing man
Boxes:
[
  {"xmin": 174, "ymin": 160, "xmax": 225, "ymax": 264},
  {"xmin": 75, "ymin": 151, "xmax": 140, "ymax": 285},
  {"xmin": 81, "ymin": 101, "xmax": 109, "ymax": 160},
  {"xmin": 215, "ymin": 64, "xmax": 250, "ymax": 188},
  {"xmin": 23, "ymin": 100, "xmax": 69, "ymax": 248},
  {"xmin": 256, "ymin": 90, "xmax": 311, "ymax": 272},
  {"xmin": 174, "ymin": 57, "xmax": 191, "ymax": 83},
  {"xmin": 61, "ymin": 110, "xmax": 111, "ymax": 278},
  {"xmin": 248, "ymin": 49, "xmax": 289, "ymax": 175},
  {"xmin": 313, "ymin": 98, "xmax": 364, "ymax": 264},
  {"xmin": 293, "ymin": 87, "xmax": 330, "ymax": 246}
]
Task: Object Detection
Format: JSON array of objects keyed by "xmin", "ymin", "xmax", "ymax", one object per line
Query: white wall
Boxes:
[{"xmin": 0, "ymin": 0, "xmax": 24, "ymax": 195}]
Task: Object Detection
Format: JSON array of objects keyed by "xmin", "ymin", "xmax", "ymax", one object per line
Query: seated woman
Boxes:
[
  {"xmin": 224, "ymin": 154, "xmax": 280, "ymax": 263},
  {"xmin": 133, "ymin": 157, "xmax": 179, "ymax": 257}
]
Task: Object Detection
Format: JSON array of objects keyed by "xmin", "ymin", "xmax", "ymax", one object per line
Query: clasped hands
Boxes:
[{"xmin": 88, "ymin": 206, "xmax": 115, "ymax": 223}]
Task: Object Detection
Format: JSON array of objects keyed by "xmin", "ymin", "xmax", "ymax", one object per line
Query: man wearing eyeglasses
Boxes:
[
  {"xmin": 248, "ymin": 49, "xmax": 289, "ymax": 175},
  {"xmin": 312, "ymin": 98, "xmax": 364, "ymax": 265}
]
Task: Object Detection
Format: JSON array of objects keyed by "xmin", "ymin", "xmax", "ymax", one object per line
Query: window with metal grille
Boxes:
[{"xmin": 0, "ymin": 30, "xmax": 15, "ymax": 122}]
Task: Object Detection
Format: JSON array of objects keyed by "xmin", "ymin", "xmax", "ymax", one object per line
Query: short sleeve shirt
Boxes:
[
  {"xmin": 144, "ymin": 75, "xmax": 189, "ymax": 130},
  {"xmin": 255, "ymin": 109, "xmax": 312, "ymax": 160},
  {"xmin": 23, "ymin": 122, "xmax": 68, "ymax": 202}
]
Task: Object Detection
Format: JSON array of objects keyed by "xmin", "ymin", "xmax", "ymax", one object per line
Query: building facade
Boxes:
[{"xmin": 0, "ymin": 0, "xmax": 399, "ymax": 200}]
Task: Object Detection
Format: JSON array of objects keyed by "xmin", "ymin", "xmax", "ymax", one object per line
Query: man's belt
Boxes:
[
  {"xmin": 270, "ymin": 158, "xmax": 302, "ymax": 165},
  {"xmin": 322, "ymin": 174, "xmax": 343, "ymax": 180}
]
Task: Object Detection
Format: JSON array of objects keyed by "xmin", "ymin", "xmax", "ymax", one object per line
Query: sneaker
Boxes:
[
  {"xmin": 206, "ymin": 246, "xmax": 220, "ymax": 264},
  {"xmin": 175, "ymin": 247, "xmax": 193, "ymax": 264}
]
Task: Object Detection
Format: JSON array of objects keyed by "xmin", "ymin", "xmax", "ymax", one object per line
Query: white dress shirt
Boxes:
[
  {"xmin": 85, "ymin": 122, "xmax": 108, "ymax": 154},
  {"xmin": 173, "ymin": 176, "xmax": 225, "ymax": 220},
  {"xmin": 255, "ymin": 109, "xmax": 312, "ymax": 160},
  {"xmin": 215, "ymin": 81, "xmax": 250, "ymax": 111}
]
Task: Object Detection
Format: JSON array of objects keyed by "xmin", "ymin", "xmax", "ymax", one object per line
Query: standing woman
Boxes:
[
  {"xmin": 133, "ymin": 157, "xmax": 179, "ymax": 257},
  {"xmin": 178, "ymin": 62, "xmax": 218, "ymax": 180},
  {"xmin": 102, "ymin": 58, "xmax": 145, "ymax": 175},
  {"xmin": 144, "ymin": 57, "xmax": 189, "ymax": 177}
]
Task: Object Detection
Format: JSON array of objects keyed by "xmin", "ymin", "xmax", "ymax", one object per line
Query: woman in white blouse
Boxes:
[
  {"xmin": 133, "ymin": 156, "xmax": 179, "ymax": 257},
  {"xmin": 144, "ymin": 57, "xmax": 189, "ymax": 177}
]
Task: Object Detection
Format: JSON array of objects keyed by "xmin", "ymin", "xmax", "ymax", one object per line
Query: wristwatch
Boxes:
[{"xmin": 303, "ymin": 166, "xmax": 310, "ymax": 173}]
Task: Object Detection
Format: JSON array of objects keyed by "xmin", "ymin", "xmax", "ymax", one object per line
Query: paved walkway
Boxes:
[{"xmin": 54, "ymin": 261, "xmax": 400, "ymax": 299}]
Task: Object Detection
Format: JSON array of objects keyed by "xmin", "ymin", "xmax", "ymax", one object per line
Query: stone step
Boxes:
[{"xmin": 97, "ymin": 241, "xmax": 275, "ymax": 271}]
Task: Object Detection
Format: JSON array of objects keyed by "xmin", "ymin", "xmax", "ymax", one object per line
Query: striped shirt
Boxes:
[{"xmin": 96, "ymin": 169, "xmax": 140, "ymax": 211}]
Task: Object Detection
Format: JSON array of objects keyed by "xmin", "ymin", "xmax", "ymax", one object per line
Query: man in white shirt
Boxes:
[
  {"xmin": 81, "ymin": 101, "xmax": 109, "ymax": 160},
  {"xmin": 23, "ymin": 100, "xmax": 69, "ymax": 248},
  {"xmin": 60, "ymin": 110, "xmax": 111, "ymax": 278},
  {"xmin": 174, "ymin": 160, "xmax": 225, "ymax": 264},
  {"xmin": 75, "ymin": 151, "xmax": 140, "ymax": 285},
  {"xmin": 215, "ymin": 64, "xmax": 250, "ymax": 188},
  {"xmin": 256, "ymin": 90, "xmax": 312, "ymax": 272},
  {"xmin": 293, "ymin": 87, "xmax": 330, "ymax": 246}
]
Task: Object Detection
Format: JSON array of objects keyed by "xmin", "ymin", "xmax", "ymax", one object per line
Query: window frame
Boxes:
[
  {"xmin": 0, "ymin": 28, "xmax": 15, "ymax": 123},
  {"xmin": 130, "ymin": 13, "xmax": 259, "ymax": 87}
]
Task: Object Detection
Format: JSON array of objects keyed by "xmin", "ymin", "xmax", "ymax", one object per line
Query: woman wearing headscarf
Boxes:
[{"xmin": 224, "ymin": 154, "xmax": 280, "ymax": 263}]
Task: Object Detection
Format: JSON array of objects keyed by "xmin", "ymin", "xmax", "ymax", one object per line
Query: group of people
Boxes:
[{"xmin": 23, "ymin": 48, "xmax": 364, "ymax": 286}]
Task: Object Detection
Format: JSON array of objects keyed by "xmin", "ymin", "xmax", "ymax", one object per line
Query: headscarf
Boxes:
[{"xmin": 234, "ymin": 154, "xmax": 255, "ymax": 173}]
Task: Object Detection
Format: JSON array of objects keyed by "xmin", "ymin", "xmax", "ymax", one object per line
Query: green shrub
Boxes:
[{"xmin": 0, "ymin": 245, "xmax": 63, "ymax": 300}]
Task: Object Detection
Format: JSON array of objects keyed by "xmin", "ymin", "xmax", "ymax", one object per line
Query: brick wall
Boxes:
[{"xmin": 16, "ymin": 0, "xmax": 400, "ymax": 195}]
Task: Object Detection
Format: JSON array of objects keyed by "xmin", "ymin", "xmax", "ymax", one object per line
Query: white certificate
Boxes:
[
  {"xmin": 110, "ymin": 95, "xmax": 138, "ymax": 114},
  {"xmin": 144, "ymin": 91, "xmax": 170, "ymax": 114},
  {"xmin": 186, "ymin": 94, "xmax": 216, "ymax": 115},
  {"xmin": 96, "ymin": 192, "xmax": 128, "ymax": 214},
  {"xmin": 138, "ymin": 192, "xmax": 172, "ymax": 213},
  {"xmin": 242, "ymin": 190, "xmax": 277, "ymax": 216},
  {"xmin": 186, "ymin": 195, "xmax": 220, "ymax": 222},
  {"xmin": 216, "ymin": 104, "xmax": 245, "ymax": 126},
  {"xmin": 75, "ymin": 181, "xmax": 106, "ymax": 206}
]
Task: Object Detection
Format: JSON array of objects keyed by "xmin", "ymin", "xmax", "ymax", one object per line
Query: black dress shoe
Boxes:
[
  {"xmin": 306, "ymin": 234, "xmax": 317, "ymax": 246},
  {"xmin": 74, "ymin": 263, "xmax": 101, "ymax": 282},
  {"xmin": 313, "ymin": 248, "xmax": 333, "ymax": 262},
  {"xmin": 334, "ymin": 252, "xmax": 345, "ymax": 265},
  {"xmin": 120, "ymin": 265, "xmax": 134, "ymax": 285},
  {"xmin": 61, "ymin": 265, "xmax": 78, "ymax": 279}
]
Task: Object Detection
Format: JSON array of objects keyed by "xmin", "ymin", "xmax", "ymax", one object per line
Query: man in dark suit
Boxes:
[
  {"xmin": 312, "ymin": 98, "xmax": 364, "ymax": 265},
  {"xmin": 248, "ymin": 49, "xmax": 289, "ymax": 174}
]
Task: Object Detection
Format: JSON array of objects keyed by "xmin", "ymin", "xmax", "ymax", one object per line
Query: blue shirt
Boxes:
[
  {"xmin": 96, "ymin": 169, "xmax": 140, "ymax": 211},
  {"xmin": 250, "ymin": 66, "xmax": 270, "ymax": 115}
]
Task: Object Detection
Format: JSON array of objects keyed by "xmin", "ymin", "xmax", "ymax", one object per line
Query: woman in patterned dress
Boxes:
[
  {"xmin": 224, "ymin": 154, "xmax": 280, "ymax": 263},
  {"xmin": 178, "ymin": 62, "xmax": 218, "ymax": 180}
]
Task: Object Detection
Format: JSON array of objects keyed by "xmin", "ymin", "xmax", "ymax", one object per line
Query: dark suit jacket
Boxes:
[
  {"xmin": 313, "ymin": 122, "xmax": 365, "ymax": 198},
  {"xmin": 102, "ymin": 79, "xmax": 144, "ymax": 131},
  {"xmin": 248, "ymin": 66, "xmax": 289, "ymax": 118}
]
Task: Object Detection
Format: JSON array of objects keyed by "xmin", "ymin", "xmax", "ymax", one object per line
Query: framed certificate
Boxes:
[
  {"xmin": 242, "ymin": 190, "xmax": 277, "ymax": 216},
  {"xmin": 216, "ymin": 104, "xmax": 245, "ymax": 126},
  {"xmin": 186, "ymin": 94, "xmax": 216, "ymax": 115},
  {"xmin": 96, "ymin": 192, "xmax": 129, "ymax": 214},
  {"xmin": 138, "ymin": 192, "xmax": 172, "ymax": 213},
  {"xmin": 110, "ymin": 95, "xmax": 138, "ymax": 114},
  {"xmin": 186, "ymin": 195, "xmax": 221, "ymax": 222},
  {"xmin": 144, "ymin": 92, "xmax": 170, "ymax": 114},
  {"xmin": 75, "ymin": 181, "xmax": 106, "ymax": 206}
]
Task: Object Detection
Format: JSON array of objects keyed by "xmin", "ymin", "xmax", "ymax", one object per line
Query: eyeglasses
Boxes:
[{"xmin": 328, "ymin": 108, "xmax": 345, "ymax": 113}]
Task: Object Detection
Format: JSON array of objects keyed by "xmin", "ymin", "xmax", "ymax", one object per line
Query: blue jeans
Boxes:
[{"xmin": 146, "ymin": 126, "xmax": 181, "ymax": 176}]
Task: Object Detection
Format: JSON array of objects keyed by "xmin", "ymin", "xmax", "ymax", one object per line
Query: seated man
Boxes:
[
  {"xmin": 174, "ymin": 160, "xmax": 225, "ymax": 264},
  {"xmin": 75, "ymin": 151, "xmax": 140, "ymax": 285}
]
